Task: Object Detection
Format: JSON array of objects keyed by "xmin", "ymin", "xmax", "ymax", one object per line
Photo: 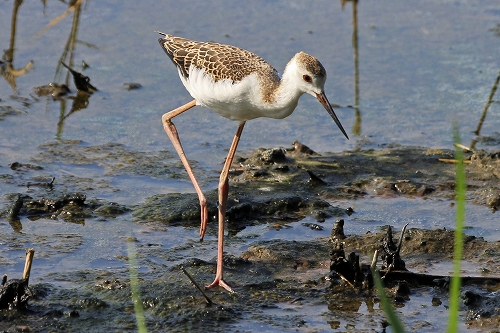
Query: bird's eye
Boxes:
[{"xmin": 303, "ymin": 75, "xmax": 312, "ymax": 83}]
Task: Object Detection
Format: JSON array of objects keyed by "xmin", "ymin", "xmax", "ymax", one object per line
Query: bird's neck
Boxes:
[{"xmin": 260, "ymin": 62, "xmax": 303, "ymax": 119}]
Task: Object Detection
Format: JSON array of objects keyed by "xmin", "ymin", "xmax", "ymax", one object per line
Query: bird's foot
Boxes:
[{"xmin": 205, "ymin": 277, "xmax": 235, "ymax": 293}]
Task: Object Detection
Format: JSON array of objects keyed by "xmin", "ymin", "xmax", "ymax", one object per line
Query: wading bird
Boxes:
[{"xmin": 157, "ymin": 32, "xmax": 349, "ymax": 292}]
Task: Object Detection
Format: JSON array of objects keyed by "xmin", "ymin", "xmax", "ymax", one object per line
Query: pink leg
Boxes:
[
  {"xmin": 205, "ymin": 121, "xmax": 246, "ymax": 292},
  {"xmin": 162, "ymin": 100, "xmax": 209, "ymax": 240}
]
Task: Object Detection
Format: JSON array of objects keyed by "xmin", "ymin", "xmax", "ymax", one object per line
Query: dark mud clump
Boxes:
[
  {"xmin": 0, "ymin": 276, "xmax": 31, "ymax": 310},
  {"xmin": 1, "ymin": 192, "xmax": 129, "ymax": 224},
  {"xmin": 133, "ymin": 184, "xmax": 345, "ymax": 234}
]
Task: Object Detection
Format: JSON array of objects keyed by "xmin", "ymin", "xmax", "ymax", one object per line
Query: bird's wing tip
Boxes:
[{"xmin": 156, "ymin": 31, "xmax": 169, "ymax": 46}]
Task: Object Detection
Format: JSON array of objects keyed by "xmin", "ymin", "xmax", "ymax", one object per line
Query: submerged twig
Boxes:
[
  {"xmin": 453, "ymin": 143, "xmax": 473, "ymax": 152},
  {"xmin": 474, "ymin": 70, "xmax": 500, "ymax": 136},
  {"xmin": 370, "ymin": 250, "xmax": 378, "ymax": 271},
  {"xmin": 337, "ymin": 272, "xmax": 356, "ymax": 288},
  {"xmin": 27, "ymin": 177, "xmax": 55, "ymax": 188},
  {"xmin": 22, "ymin": 248, "xmax": 34, "ymax": 283},
  {"xmin": 306, "ymin": 169, "xmax": 327, "ymax": 185},
  {"xmin": 438, "ymin": 158, "xmax": 471, "ymax": 165},
  {"xmin": 180, "ymin": 266, "xmax": 213, "ymax": 305},
  {"xmin": 381, "ymin": 263, "xmax": 394, "ymax": 279},
  {"xmin": 396, "ymin": 223, "xmax": 409, "ymax": 254}
]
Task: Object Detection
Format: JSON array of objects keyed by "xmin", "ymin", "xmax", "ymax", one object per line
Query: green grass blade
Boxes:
[
  {"xmin": 127, "ymin": 241, "xmax": 148, "ymax": 333},
  {"xmin": 447, "ymin": 121, "xmax": 466, "ymax": 333},
  {"xmin": 372, "ymin": 268, "xmax": 406, "ymax": 333}
]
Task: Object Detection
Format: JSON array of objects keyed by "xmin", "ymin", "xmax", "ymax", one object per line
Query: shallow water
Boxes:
[
  {"xmin": 1, "ymin": 0, "xmax": 500, "ymax": 332},
  {"xmin": 1, "ymin": 0, "xmax": 499, "ymax": 161}
]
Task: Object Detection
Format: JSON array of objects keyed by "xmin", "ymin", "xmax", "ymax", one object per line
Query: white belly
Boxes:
[{"xmin": 179, "ymin": 67, "xmax": 296, "ymax": 121}]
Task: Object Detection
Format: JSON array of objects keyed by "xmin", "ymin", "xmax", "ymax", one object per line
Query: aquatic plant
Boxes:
[
  {"xmin": 447, "ymin": 121, "xmax": 466, "ymax": 333},
  {"xmin": 128, "ymin": 241, "xmax": 148, "ymax": 333}
]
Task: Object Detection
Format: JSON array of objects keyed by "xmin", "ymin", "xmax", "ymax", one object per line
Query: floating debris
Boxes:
[{"xmin": 33, "ymin": 82, "xmax": 70, "ymax": 97}]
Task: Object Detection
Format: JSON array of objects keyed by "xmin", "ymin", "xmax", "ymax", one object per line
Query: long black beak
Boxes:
[{"xmin": 316, "ymin": 92, "xmax": 349, "ymax": 140}]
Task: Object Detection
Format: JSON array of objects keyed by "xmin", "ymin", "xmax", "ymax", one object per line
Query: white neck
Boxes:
[{"xmin": 264, "ymin": 59, "xmax": 304, "ymax": 119}]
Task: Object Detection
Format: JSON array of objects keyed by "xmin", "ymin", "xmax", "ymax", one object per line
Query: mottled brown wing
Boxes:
[{"xmin": 158, "ymin": 34, "xmax": 279, "ymax": 83}]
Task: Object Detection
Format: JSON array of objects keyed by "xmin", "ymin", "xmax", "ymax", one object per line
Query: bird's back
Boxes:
[{"xmin": 158, "ymin": 34, "xmax": 279, "ymax": 84}]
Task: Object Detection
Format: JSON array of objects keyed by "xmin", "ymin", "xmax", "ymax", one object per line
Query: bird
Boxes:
[{"xmin": 156, "ymin": 32, "xmax": 349, "ymax": 292}]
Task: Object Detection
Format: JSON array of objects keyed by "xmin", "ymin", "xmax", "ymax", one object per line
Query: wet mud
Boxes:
[{"xmin": 1, "ymin": 140, "xmax": 500, "ymax": 332}]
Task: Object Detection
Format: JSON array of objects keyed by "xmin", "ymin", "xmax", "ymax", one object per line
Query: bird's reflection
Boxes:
[{"xmin": 56, "ymin": 91, "xmax": 90, "ymax": 139}]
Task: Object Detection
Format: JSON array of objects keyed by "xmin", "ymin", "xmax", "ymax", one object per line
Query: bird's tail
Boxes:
[{"xmin": 155, "ymin": 30, "xmax": 168, "ymax": 37}]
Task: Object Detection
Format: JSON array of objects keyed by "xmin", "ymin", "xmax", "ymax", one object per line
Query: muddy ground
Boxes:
[{"xmin": 1, "ymin": 141, "xmax": 500, "ymax": 332}]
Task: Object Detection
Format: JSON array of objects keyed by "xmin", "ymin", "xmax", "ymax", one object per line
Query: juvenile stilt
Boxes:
[{"xmin": 157, "ymin": 32, "xmax": 349, "ymax": 292}]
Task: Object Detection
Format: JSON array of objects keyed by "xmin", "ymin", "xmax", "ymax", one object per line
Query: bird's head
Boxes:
[
  {"xmin": 292, "ymin": 52, "xmax": 349, "ymax": 140},
  {"xmin": 292, "ymin": 52, "xmax": 327, "ymax": 96}
]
